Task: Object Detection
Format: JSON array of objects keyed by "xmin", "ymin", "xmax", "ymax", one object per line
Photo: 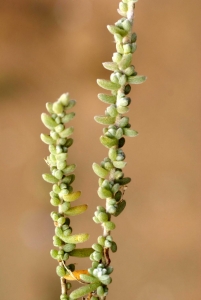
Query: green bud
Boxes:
[
  {"xmin": 108, "ymin": 148, "xmax": 117, "ymax": 161},
  {"xmin": 117, "ymin": 8, "xmax": 127, "ymax": 17},
  {"xmin": 102, "ymin": 179, "xmax": 111, "ymax": 190},
  {"xmin": 64, "ymin": 204, "xmax": 88, "ymax": 216},
  {"xmin": 103, "ymin": 221, "xmax": 116, "ymax": 231},
  {"xmin": 57, "ymin": 217, "xmax": 66, "ymax": 225},
  {"xmin": 94, "ymin": 115, "xmax": 116, "ymax": 125},
  {"xmin": 97, "ymin": 212, "xmax": 109, "ymax": 223},
  {"xmin": 122, "ymin": 19, "xmax": 132, "ymax": 31},
  {"xmin": 80, "ymin": 274, "xmax": 101, "ymax": 284},
  {"xmin": 50, "ymin": 197, "xmax": 61, "ymax": 206},
  {"xmin": 102, "ymin": 62, "xmax": 118, "ymax": 71},
  {"xmin": 58, "ymin": 93, "xmax": 70, "ymax": 106},
  {"xmin": 41, "ymin": 113, "xmax": 57, "ymax": 129},
  {"xmin": 49, "ymin": 145, "xmax": 56, "ymax": 154},
  {"xmin": 63, "ymin": 228, "xmax": 72, "ymax": 237},
  {"xmin": 46, "ymin": 102, "xmax": 53, "ymax": 113},
  {"xmin": 42, "ymin": 173, "xmax": 58, "ymax": 184},
  {"xmin": 92, "ymin": 243, "xmax": 103, "ymax": 253},
  {"xmin": 40, "ymin": 133, "xmax": 55, "ymax": 145},
  {"xmin": 61, "ymin": 112, "xmax": 75, "ymax": 123},
  {"xmin": 56, "ymin": 266, "xmax": 66, "ymax": 277},
  {"xmin": 62, "ymin": 243, "xmax": 76, "ymax": 252},
  {"xmin": 114, "ymin": 33, "xmax": 123, "ymax": 43},
  {"xmin": 97, "ymin": 236, "xmax": 106, "ymax": 246},
  {"xmin": 123, "ymin": 128, "xmax": 138, "ymax": 137},
  {"xmin": 92, "ymin": 163, "xmax": 109, "ymax": 179},
  {"xmin": 111, "ymin": 241, "xmax": 117, "ymax": 253},
  {"xmin": 98, "ymin": 187, "xmax": 112, "ymax": 199},
  {"xmin": 116, "ymin": 128, "xmax": 124, "ymax": 139},
  {"xmin": 119, "ymin": 2, "xmax": 128, "ymax": 12},
  {"xmin": 53, "ymin": 235, "xmax": 63, "ymax": 247},
  {"xmin": 104, "ymin": 240, "xmax": 112, "ymax": 248},
  {"xmin": 57, "ymin": 160, "xmax": 67, "ymax": 170},
  {"xmin": 56, "ymin": 153, "xmax": 68, "ymax": 162},
  {"xmin": 60, "ymin": 233, "xmax": 90, "ymax": 244},
  {"xmin": 98, "ymin": 93, "xmax": 116, "ymax": 104},
  {"xmin": 111, "ymin": 184, "xmax": 119, "ymax": 194},
  {"xmin": 56, "ymin": 145, "xmax": 63, "ymax": 153},
  {"xmin": 119, "ymin": 74, "xmax": 127, "ymax": 85},
  {"xmin": 97, "ymin": 79, "xmax": 120, "ymax": 91},
  {"xmin": 63, "ymin": 164, "xmax": 76, "ymax": 175},
  {"xmin": 117, "ymin": 105, "xmax": 129, "ymax": 114},
  {"xmin": 54, "ymin": 170, "xmax": 63, "ymax": 180},
  {"xmin": 53, "ymin": 184, "xmax": 61, "ymax": 194},
  {"xmin": 112, "ymin": 52, "xmax": 122, "ymax": 63},
  {"xmin": 97, "ymin": 206, "xmax": 106, "ymax": 212},
  {"xmin": 55, "ymin": 124, "xmax": 65, "ymax": 133},
  {"xmin": 50, "ymin": 211, "xmax": 60, "ymax": 221},
  {"xmin": 60, "ymin": 202, "xmax": 71, "ymax": 213},
  {"xmin": 55, "ymin": 227, "xmax": 63, "ymax": 237},
  {"xmin": 66, "ymin": 99, "xmax": 76, "ymax": 109},
  {"xmin": 52, "ymin": 102, "xmax": 63, "ymax": 114},
  {"xmin": 93, "ymin": 216, "xmax": 101, "ymax": 224},
  {"xmin": 70, "ymin": 282, "xmax": 101, "ymax": 300},
  {"xmin": 93, "ymin": 251, "xmax": 103, "ymax": 261},
  {"xmin": 97, "ymin": 178, "xmax": 103, "ymax": 187},
  {"xmin": 114, "ymin": 200, "xmax": 126, "ymax": 217},
  {"xmin": 62, "ymin": 174, "xmax": 75, "ymax": 184},
  {"xmin": 63, "ymin": 191, "xmax": 81, "ymax": 202},
  {"xmin": 119, "ymin": 53, "xmax": 132, "ymax": 70},
  {"xmin": 124, "ymin": 66, "xmax": 135, "ymax": 77},
  {"xmin": 69, "ymin": 248, "xmax": 94, "ymax": 257},
  {"xmin": 100, "ymin": 136, "xmax": 118, "ymax": 148},
  {"xmin": 118, "ymin": 116, "xmax": 129, "ymax": 128},
  {"xmin": 128, "ymin": 75, "xmax": 147, "ymax": 84},
  {"xmin": 116, "ymin": 42, "xmax": 124, "ymax": 54},
  {"xmin": 107, "ymin": 25, "xmax": 127, "ymax": 36},
  {"xmin": 50, "ymin": 249, "xmax": 58, "ymax": 259},
  {"xmin": 106, "ymin": 105, "xmax": 118, "ymax": 118},
  {"xmin": 110, "ymin": 73, "xmax": 118, "ymax": 85},
  {"xmin": 97, "ymin": 286, "xmax": 104, "ymax": 297},
  {"xmin": 99, "ymin": 275, "xmax": 112, "ymax": 285},
  {"xmin": 59, "ymin": 127, "xmax": 74, "ymax": 138},
  {"xmin": 113, "ymin": 161, "xmax": 127, "ymax": 169},
  {"xmin": 107, "ymin": 205, "xmax": 117, "ymax": 214}
]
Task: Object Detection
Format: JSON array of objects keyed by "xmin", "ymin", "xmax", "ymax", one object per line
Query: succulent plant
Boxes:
[{"xmin": 41, "ymin": 1, "xmax": 146, "ymax": 299}]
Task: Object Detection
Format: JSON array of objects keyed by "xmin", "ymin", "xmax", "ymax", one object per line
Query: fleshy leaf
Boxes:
[
  {"xmin": 128, "ymin": 75, "xmax": 147, "ymax": 84},
  {"xmin": 94, "ymin": 115, "xmax": 116, "ymax": 125},
  {"xmin": 97, "ymin": 79, "xmax": 121, "ymax": 91}
]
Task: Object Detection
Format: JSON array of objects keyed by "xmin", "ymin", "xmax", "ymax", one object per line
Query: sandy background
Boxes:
[{"xmin": 0, "ymin": 0, "xmax": 201, "ymax": 299}]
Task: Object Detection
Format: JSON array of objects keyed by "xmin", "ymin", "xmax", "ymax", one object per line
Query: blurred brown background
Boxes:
[{"xmin": 0, "ymin": 0, "xmax": 201, "ymax": 299}]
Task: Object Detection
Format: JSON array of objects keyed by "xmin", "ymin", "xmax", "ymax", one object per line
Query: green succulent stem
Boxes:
[{"xmin": 92, "ymin": 0, "xmax": 146, "ymax": 298}]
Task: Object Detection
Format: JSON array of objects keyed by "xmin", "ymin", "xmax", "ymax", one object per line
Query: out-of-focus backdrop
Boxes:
[{"xmin": 0, "ymin": 0, "xmax": 201, "ymax": 299}]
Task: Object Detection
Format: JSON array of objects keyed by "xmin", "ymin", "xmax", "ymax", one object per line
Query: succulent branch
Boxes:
[
  {"xmin": 89, "ymin": 0, "xmax": 146, "ymax": 299},
  {"xmin": 41, "ymin": 93, "xmax": 92, "ymax": 300},
  {"xmin": 41, "ymin": 0, "xmax": 146, "ymax": 299}
]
